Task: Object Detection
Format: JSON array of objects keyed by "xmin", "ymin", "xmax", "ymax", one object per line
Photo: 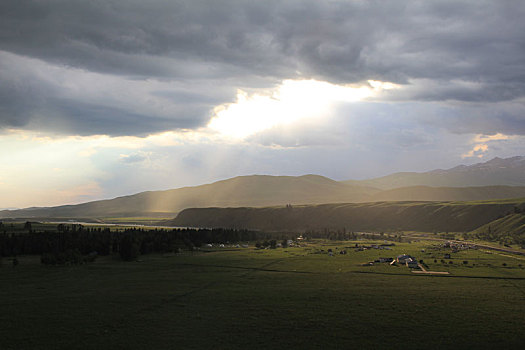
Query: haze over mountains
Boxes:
[
  {"xmin": 345, "ymin": 156, "xmax": 525, "ymax": 189},
  {"xmin": 2, "ymin": 156, "xmax": 525, "ymax": 220}
]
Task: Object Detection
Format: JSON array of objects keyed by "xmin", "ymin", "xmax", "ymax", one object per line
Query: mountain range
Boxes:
[
  {"xmin": 345, "ymin": 156, "xmax": 525, "ymax": 189},
  {"xmin": 2, "ymin": 156, "xmax": 525, "ymax": 220}
]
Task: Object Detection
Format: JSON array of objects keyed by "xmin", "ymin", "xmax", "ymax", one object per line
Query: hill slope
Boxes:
[
  {"xmin": 0, "ymin": 175, "xmax": 378, "ymax": 219},
  {"xmin": 345, "ymin": 156, "xmax": 525, "ymax": 189},
  {"xmin": 169, "ymin": 199, "xmax": 525, "ymax": 232},
  {"xmin": 368, "ymin": 185, "xmax": 525, "ymax": 202},
  {"xmin": 469, "ymin": 213, "xmax": 525, "ymax": 243}
]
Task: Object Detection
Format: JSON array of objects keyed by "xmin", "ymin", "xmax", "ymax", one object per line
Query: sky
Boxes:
[{"xmin": 1, "ymin": 0, "xmax": 525, "ymax": 208}]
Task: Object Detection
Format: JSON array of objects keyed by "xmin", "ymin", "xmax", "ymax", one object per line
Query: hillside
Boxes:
[
  {"xmin": 169, "ymin": 199, "xmax": 525, "ymax": 233},
  {"xmin": 469, "ymin": 213, "xmax": 525, "ymax": 243},
  {"xmin": 345, "ymin": 156, "xmax": 525, "ymax": 189},
  {"xmin": 369, "ymin": 185, "xmax": 525, "ymax": 202},
  {"xmin": 0, "ymin": 175, "xmax": 378, "ymax": 219}
]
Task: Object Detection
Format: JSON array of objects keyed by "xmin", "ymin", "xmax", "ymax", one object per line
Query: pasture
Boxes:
[{"xmin": 1, "ymin": 239, "xmax": 524, "ymax": 349}]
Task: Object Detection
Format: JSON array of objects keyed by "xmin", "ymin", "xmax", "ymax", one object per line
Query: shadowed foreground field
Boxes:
[{"xmin": 1, "ymin": 241, "xmax": 525, "ymax": 349}]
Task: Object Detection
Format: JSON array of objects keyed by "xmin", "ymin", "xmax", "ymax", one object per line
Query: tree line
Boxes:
[{"xmin": 0, "ymin": 225, "xmax": 301, "ymax": 263}]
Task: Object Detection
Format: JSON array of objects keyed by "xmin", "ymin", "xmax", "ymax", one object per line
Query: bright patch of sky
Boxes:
[{"xmin": 208, "ymin": 79, "xmax": 398, "ymax": 138}]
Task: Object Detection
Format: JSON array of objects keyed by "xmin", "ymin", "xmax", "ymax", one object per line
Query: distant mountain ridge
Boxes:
[
  {"xmin": 368, "ymin": 185, "xmax": 525, "ymax": 202},
  {"xmin": 345, "ymin": 156, "xmax": 525, "ymax": 189},
  {"xmin": 2, "ymin": 156, "xmax": 525, "ymax": 220}
]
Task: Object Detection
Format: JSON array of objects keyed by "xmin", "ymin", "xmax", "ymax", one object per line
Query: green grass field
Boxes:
[{"xmin": 1, "ymin": 240, "xmax": 524, "ymax": 349}]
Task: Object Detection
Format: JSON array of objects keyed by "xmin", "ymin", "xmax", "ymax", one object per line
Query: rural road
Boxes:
[{"xmin": 413, "ymin": 262, "xmax": 450, "ymax": 275}]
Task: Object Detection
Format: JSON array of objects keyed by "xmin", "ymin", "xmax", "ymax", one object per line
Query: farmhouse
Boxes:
[
  {"xmin": 396, "ymin": 254, "xmax": 414, "ymax": 264},
  {"xmin": 405, "ymin": 258, "xmax": 419, "ymax": 268}
]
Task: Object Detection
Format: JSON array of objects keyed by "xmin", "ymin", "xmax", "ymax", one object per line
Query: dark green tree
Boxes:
[{"xmin": 120, "ymin": 234, "xmax": 140, "ymax": 261}]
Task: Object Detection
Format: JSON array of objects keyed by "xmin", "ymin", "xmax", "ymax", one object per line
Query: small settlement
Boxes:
[{"xmin": 362, "ymin": 252, "xmax": 420, "ymax": 269}]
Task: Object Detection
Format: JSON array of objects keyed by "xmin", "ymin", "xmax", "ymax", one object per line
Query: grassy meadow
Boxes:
[{"xmin": 1, "ymin": 239, "xmax": 525, "ymax": 349}]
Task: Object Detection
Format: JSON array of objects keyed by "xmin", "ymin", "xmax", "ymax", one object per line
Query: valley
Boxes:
[{"xmin": 2, "ymin": 237, "xmax": 524, "ymax": 349}]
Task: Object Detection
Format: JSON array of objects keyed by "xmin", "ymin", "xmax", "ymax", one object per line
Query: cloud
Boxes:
[
  {"xmin": 0, "ymin": 50, "xmax": 234, "ymax": 135},
  {"xmin": 207, "ymin": 79, "xmax": 381, "ymax": 139},
  {"xmin": 462, "ymin": 132, "xmax": 514, "ymax": 159},
  {"xmin": 462, "ymin": 144, "xmax": 489, "ymax": 158},
  {"xmin": 3, "ymin": 1, "xmax": 522, "ymax": 89},
  {"xmin": 474, "ymin": 133, "xmax": 511, "ymax": 143},
  {"xmin": 1, "ymin": 1, "xmax": 525, "ymax": 137}
]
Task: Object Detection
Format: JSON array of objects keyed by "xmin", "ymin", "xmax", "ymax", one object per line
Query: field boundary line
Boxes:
[
  {"xmin": 351, "ymin": 270, "xmax": 525, "ymax": 280},
  {"xmin": 176, "ymin": 262, "xmax": 312, "ymax": 274}
]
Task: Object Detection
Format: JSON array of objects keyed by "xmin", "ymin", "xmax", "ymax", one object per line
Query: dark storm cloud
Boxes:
[
  {"xmin": 1, "ymin": 0, "xmax": 525, "ymax": 136},
  {"xmin": 0, "ymin": 50, "xmax": 231, "ymax": 135}
]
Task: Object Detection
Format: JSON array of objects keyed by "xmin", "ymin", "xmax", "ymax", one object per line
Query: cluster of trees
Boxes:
[
  {"xmin": 305, "ymin": 229, "xmax": 359, "ymax": 241},
  {"xmin": 0, "ymin": 227, "xmax": 115, "ymax": 257},
  {"xmin": 255, "ymin": 239, "xmax": 289, "ymax": 249},
  {"xmin": 0, "ymin": 225, "xmax": 300, "ymax": 262},
  {"xmin": 304, "ymin": 229, "xmax": 406, "ymax": 242}
]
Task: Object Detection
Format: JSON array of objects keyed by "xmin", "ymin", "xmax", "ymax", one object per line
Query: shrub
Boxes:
[
  {"xmin": 40, "ymin": 249, "xmax": 88, "ymax": 265},
  {"xmin": 65, "ymin": 249, "xmax": 83, "ymax": 265}
]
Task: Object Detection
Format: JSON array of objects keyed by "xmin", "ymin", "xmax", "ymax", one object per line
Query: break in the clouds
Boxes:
[
  {"xmin": 1, "ymin": 0, "xmax": 525, "ymax": 136},
  {"xmin": 1, "ymin": 0, "xmax": 525, "ymax": 207}
]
